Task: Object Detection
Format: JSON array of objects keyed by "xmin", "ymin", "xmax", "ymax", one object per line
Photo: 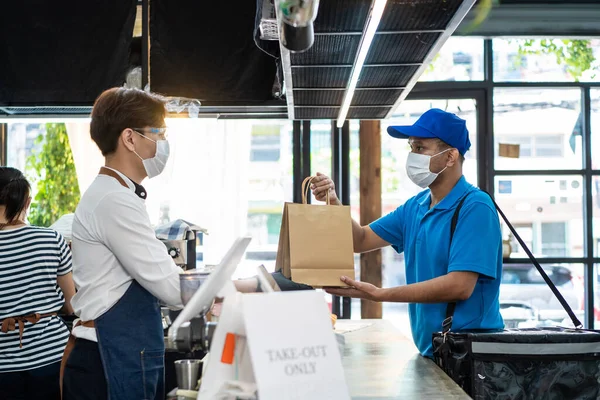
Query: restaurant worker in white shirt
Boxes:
[{"xmin": 62, "ymin": 87, "xmax": 183, "ymax": 400}]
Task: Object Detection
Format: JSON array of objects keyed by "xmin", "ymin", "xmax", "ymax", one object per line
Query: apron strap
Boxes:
[
  {"xmin": 60, "ymin": 319, "xmax": 95, "ymax": 399},
  {"xmin": 99, "ymin": 167, "xmax": 129, "ymax": 189},
  {"xmin": 0, "ymin": 312, "xmax": 57, "ymax": 348}
]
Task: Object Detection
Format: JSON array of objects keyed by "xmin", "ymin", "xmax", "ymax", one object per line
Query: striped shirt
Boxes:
[{"xmin": 0, "ymin": 225, "xmax": 72, "ymax": 372}]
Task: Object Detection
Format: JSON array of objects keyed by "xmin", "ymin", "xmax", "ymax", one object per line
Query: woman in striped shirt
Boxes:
[{"xmin": 0, "ymin": 167, "xmax": 76, "ymax": 400}]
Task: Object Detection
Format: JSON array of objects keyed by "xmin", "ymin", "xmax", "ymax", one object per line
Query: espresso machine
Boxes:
[
  {"xmin": 158, "ymin": 220, "xmax": 207, "ymax": 271},
  {"xmin": 157, "ymin": 221, "xmax": 210, "ymax": 396}
]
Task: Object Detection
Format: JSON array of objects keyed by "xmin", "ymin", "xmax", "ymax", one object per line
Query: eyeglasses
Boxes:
[{"xmin": 132, "ymin": 127, "xmax": 168, "ymax": 140}]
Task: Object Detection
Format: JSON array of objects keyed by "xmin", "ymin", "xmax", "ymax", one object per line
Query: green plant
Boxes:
[
  {"xmin": 517, "ymin": 39, "xmax": 597, "ymax": 81},
  {"xmin": 465, "ymin": 1, "xmax": 597, "ymax": 80},
  {"xmin": 425, "ymin": 53, "xmax": 441, "ymax": 75},
  {"xmin": 462, "ymin": 0, "xmax": 600, "ymax": 81},
  {"xmin": 26, "ymin": 123, "xmax": 81, "ymax": 227},
  {"xmin": 462, "ymin": 0, "xmax": 499, "ymax": 34}
]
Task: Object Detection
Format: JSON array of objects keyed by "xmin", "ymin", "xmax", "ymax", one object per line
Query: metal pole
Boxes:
[
  {"xmin": 0, "ymin": 124, "xmax": 7, "ymax": 166},
  {"xmin": 483, "ymin": 39, "xmax": 495, "ymax": 194},
  {"xmin": 341, "ymin": 120, "xmax": 351, "ymax": 319},
  {"xmin": 293, "ymin": 121, "xmax": 302, "ymax": 204},
  {"xmin": 141, "ymin": 0, "xmax": 150, "ymax": 89},
  {"xmin": 582, "ymin": 87, "xmax": 595, "ymax": 329},
  {"xmin": 330, "ymin": 120, "xmax": 342, "ymax": 318},
  {"xmin": 302, "ymin": 121, "xmax": 311, "ymax": 204}
]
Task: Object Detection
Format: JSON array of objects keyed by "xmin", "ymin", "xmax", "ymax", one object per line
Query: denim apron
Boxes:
[{"xmin": 94, "ymin": 280, "xmax": 165, "ymax": 400}]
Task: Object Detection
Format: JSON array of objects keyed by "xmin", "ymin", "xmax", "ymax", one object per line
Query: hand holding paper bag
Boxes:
[
  {"xmin": 275, "ymin": 176, "xmax": 355, "ymax": 287},
  {"xmin": 311, "ymin": 172, "xmax": 339, "ymax": 204}
]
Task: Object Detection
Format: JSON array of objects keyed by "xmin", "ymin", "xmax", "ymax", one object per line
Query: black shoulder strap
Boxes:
[
  {"xmin": 484, "ymin": 190, "xmax": 582, "ymax": 329},
  {"xmin": 442, "ymin": 190, "xmax": 583, "ymax": 334},
  {"xmin": 442, "ymin": 191, "xmax": 471, "ymax": 334},
  {"xmin": 450, "ymin": 192, "xmax": 471, "ymax": 242}
]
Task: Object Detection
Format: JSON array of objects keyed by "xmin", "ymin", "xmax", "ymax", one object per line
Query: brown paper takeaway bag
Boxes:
[{"xmin": 275, "ymin": 176, "xmax": 355, "ymax": 287}]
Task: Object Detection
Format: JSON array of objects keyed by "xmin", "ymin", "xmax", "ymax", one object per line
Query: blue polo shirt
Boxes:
[{"xmin": 370, "ymin": 176, "xmax": 504, "ymax": 357}]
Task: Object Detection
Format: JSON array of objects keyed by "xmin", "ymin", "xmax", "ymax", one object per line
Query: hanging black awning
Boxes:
[{"xmin": 0, "ymin": 0, "xmax": 137, "ymax": 110}]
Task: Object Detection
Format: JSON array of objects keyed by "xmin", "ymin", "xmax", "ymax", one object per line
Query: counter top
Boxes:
[{"xmin": 337, "ymin": 319, "xmax": 471, "ymax": 400}]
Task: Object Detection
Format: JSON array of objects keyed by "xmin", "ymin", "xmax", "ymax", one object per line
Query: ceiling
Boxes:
[
  {"xmin": 1, "ymin": 0, "xmax": 599, "ymax": 120},
  {"xmin": 0, "ymin": 0, "xmax": 476, "ymax": 120},
  {"xmin": 278, "ymin": 0, "xmax": 475, "ymax": 122}
]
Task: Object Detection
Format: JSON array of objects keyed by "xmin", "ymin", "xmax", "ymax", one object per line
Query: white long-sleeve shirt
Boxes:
[{"xmin": 70, "ymin": 167, "xmax": 182, "ymax": 342}]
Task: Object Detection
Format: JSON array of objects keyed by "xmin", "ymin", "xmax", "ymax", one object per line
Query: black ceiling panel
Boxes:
[
  {"xmin": 352, "ymin": 89, "xmax": 403, "ymax": 106},
  {"xmin": 295, "ymin": 107, "xmax": 339, "ymax": 119},
  {"xmin": 312, "ymin": 0, "xmax": 371, "ymax": 32},
  {"xmin": 347, "ymin": 107, "xmax": 391, "ymax": 119},
  {"xmin": 357, "ymin": 66, "xmax": 419, "ymax": 88},
  {"xmin": 292, "ymin": 68, "xmax": 351, "ymax": 88},
  {"xmin": 366, "ymin": 33, "xmax": 440, "ymax": 64},
  {"xmin": 291, "ymin": 35, "xmax": 360, "ymax": 65},
  {"xmin": 294, "ymin": 90, "xmax": 345, "ymax": 106},
  {"xmin": 284, "ymin": 0, "xmax": 473, "ymax": 120},
  {"xmin": 380, "ymin": 0, "xmax": 464, "ymax": 31}
]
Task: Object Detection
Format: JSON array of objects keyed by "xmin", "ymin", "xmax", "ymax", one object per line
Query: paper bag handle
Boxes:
[{"xmin": 301, "ymin": 176, "xmax": 330, "ymax": 205}]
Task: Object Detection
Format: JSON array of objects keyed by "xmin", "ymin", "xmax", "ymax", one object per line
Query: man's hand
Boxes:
[
  {"xmin": 330, "ymin": 271, "xmax": 479, "ymax": 304},
  {"xmin": 324, "ymin": 276, "xmax": 385, "ymax": 302},
  {"xmin": 310, "ymin": 172, "xmax": 340, "ymax": 205}
]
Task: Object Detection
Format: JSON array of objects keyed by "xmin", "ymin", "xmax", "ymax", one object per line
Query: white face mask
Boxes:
[
  {"xmin": 406, "ymin": 148, "xmax": 450, "ymax": 188},
  {"xmin": 133, "ymin": 130, "xmax": 170, "ymax": 179}
]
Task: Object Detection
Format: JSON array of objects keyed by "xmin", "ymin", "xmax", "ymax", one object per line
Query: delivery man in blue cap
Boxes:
[{"xmin": 312, "ymin": 108, "xmax": 504, "ymax": 358}]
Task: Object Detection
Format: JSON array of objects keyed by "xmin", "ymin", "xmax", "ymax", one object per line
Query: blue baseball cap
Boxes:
[{"xmin": 387, "ymin": 108, "xmax": 471, "ymax": 155}]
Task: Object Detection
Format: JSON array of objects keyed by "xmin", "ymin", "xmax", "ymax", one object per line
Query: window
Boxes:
[
  {"xmin": 6, "ymin": 121, "xmax": 89, "ymax": 228},
  {"xmin": 419, "ymin": 37, "xmax": 484, "ymax": 82},
  {"xmin": 494, "ymin": 88, "xmax": 581, "ymax": 170},
  {"xmin": 143, "ymin": 119, "xmax": 295, "ymax": 278},
  {"xmin": 493, "ymin": 39, "xmax": 600, "ymax": 83},
  {"xmin": 594, "ymin": 265, "xmax": 600, "ymax": 329},
  {"xmin": 591, "ymin": 90, "xmax": 600, "ymax": 257},
  {"xmin": 250, "ymin": 126, "xmax": 281, "ymax": 162},
  {"xmin": 541, "ymin": 222, "xmax": 567, "ymax": 257},
  {"xmin": 504, "ymin": 224, "xmax": 534, "ymax": 256},
  {"xmin": 488, "ymin": 37, "xmax": 598, "ymax": 328},
  {"xmin": 6, "ymin": 118, "xmax": 294, "ymax": 279},
  {"xmin": 310, "ymin": 121, "xmax": 332, "ymax": 178},
  {"xmin": 6, "ymin": 123, "xmax": 47, "ymax": 173},
  {"xmin": 495, "ymin": 134, "xmax": 564, "ymax": 158},
  {"xmin": 592, "ymin": 88, "xmax": 600, "ymax": 169},
  {"xmin": 495, "ymin": 176, "xmax": 583, "ymax": 258},
  {"xmin": 500, "ymin": 263, "xmax": 584, "ymax": 328},
  {"xmin": 309, "ymin": 121, "xmax": 333, "ymax": 204},
  {"xmin": 535, "ymin": 134, "xmax": 564, "ymax": 157}
]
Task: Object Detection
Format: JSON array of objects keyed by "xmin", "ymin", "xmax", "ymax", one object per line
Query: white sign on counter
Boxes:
[{"xmin": 242, "ymin": 291, "xmax": 350, "ymax": 400}]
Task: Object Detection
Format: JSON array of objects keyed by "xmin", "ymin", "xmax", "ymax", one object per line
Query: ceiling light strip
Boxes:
[
  {"xmin": 280, "ymin": 47, "xmax": 295, "ymax": 120},
  {"xmin": 336, "ymin": 0, "xmax": 388, "ymax": 128}
]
